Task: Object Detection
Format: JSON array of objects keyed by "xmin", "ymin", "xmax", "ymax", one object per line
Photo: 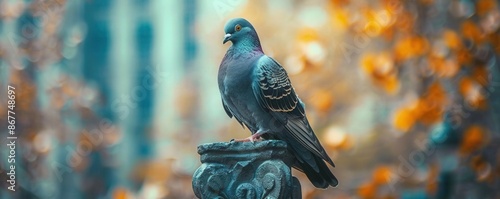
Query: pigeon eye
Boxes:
[{"xmin": 235, "ymin": 24, "xmax": 242, "ymax": 32}]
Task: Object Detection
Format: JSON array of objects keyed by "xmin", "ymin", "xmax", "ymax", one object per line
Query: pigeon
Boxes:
[{"xmin": 218, "ymin": 18, "xmax": 338, "ymax": 188}]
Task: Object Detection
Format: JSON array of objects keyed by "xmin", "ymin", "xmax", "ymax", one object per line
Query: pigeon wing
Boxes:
[
  {"xmin": 221, "ymin": 98, "xmax": 247, "ymax": 128},
  {"xmin": 252, "ymin": 56, "xmax": 334, "ymax": 167}
]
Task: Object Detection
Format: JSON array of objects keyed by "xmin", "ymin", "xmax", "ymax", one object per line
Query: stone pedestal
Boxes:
[{"xmin": 192, "ymin": 140, "xmax": 301, "ymax": 199}]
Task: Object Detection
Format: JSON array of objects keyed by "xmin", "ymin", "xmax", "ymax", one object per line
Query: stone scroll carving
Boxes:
[{"xmin": 192, "ymin": 140, "xmax": 301, "ymax": 199}]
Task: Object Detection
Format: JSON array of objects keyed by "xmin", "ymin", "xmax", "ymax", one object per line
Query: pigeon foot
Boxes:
[{"xmin": 232, "ymin": 131, "xmax": 267, "ymax": 143}]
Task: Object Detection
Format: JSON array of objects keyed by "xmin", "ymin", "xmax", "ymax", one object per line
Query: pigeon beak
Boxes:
[{"xmin": 223, "ymin": 33, "xmax": 231, "ymax": 44}]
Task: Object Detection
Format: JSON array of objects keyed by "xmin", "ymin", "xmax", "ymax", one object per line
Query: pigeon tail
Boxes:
[
  {"xmin": 283, "ymin": 134, "xmax": 338, "ymax": 188},
  {"xmin": 298, "ymin": 155, "xmax": 339, "ymax": 188}
]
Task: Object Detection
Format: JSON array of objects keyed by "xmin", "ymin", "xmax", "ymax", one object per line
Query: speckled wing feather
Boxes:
[
  {"xmin": 254, "ymin": 57, "xmax": 299, "ymax": 113},
  {"xmin": 252, "ymin": 56, "xmax": 335, "ymax": 167}
]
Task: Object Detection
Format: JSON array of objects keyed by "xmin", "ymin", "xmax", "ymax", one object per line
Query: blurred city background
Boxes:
[{"xmin": 0, "ymin": 0, "xmax": 499, "ymax": 198}]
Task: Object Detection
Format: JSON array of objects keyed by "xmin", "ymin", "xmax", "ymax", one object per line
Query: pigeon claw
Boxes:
[{"xmin": 232, "ymin": 131, "xmax": 266, "ymax": 143}]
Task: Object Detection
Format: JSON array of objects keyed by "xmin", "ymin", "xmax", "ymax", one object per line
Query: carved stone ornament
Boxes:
[{"xmin": 192, "ymin": 140, "xmax": 301, "ymax": 199}]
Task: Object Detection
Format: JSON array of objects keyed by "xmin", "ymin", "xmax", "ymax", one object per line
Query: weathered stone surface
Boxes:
[{"xmin": 192, "ymin": 140, "xmax": 301, "ymax": 199}]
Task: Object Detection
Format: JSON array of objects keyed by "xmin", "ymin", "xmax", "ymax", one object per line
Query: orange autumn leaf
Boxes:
[
  {"xmin": 372, "ymin": 166, "xmax": 393, "ymax": 185},
  {"xmin": 113, "ymin": 187, "xmax": 130, "ymax": 199},
  {"xmin": 330, "ymin": 0, "xmax": 350, "ymax": 7},
  {"xmin": 416, "ymin": 99, "xmax": 443, "ymax": 125},
  {"xmin": 490, "ymin": 33, "xmax": 500, "ymax": 54},
  {"xmin": 382, "ymin": 0, "xmax": 404, "ymax": 14},
  {"xmin": 132, "ymin": 160, "xmax": 173, "ymax": 183},
  {"xmin": 471, "ymin": 156, "xmax": 487, "ymax": 172},
  {"xmin": 443, "ymin": 30, "xmax": 463, "ymax": 50},
  {"xmin": 460, "ymin": 125, "xmax": 487, "ymax": 154},
  {"xmin": 459, "ymin": 77, "xmax": 488, "ymax": 109},
  {"xmin": 417, "ymin": 83, "xmax": 448, "ymax": 125},
  {"xmin": 459, "ymin": 76, "xmax": 475, "ymax": 96},
  {"xmin": 361, "ymin": 8, "xmax": 393, "ymax": 36},
  {"xmin": 323, "ymin": 126, "xmax": 352, "ymax": 150},
  {"xmin": 394, "ymin": 38, "xmax": 414, "ymax": 61},
  {"xmin": 361, "ymin": 52, "xmax": 400, "ymax": 94},
  {"xmin": 420, "ymin": 0, "xmax": 435, "ymax": 5},
  {"xmin": 310, "ymin": 89, "xmax": 334, "ymax": 113},
  {"xmin": 394, "ymin": 12, "xmax": 414, "ymax": 33},
  {"xmin": 380, "ymin": 194, "xmax": 398, "ymax": 199},
  {"xmin": 338, "ymin": 135, "xmax": 353, "ymax": 150},
  {"xmin": 394, "ymin": 36, "xmax": 429, "ymax": 61},
  {"xmin": 472, "ymin": 66, "xmax": 489, "ymax": 86},
  {"xmin": 476, "ymin": 0, "xmax": 498, "ymax": 16},
  {"xmin": 425, "ymin": 82, "xmax": 448, "ymax": 104},
  {"xmin": 361, "ymin": 54, "xmax": 378, "ymax": 75},
  {"xmin": 428, "ymin": 55, "xmax": 460, "ymax": 77},
  {"xmin": 381, "ymin": 23, "xmax": 396, "ymax": 41},
  {"xmin": 357, "ymin": 181, "xmax": 378, "ymax": 199},
  {"xmin": 456, "ymin": 48, "xmax": 473, "ymax": 65},
  {"xmin": 361, "ymin": 52, "xmax": 395, "ymax": 74},
  {"xmin": 330, "ymin": 8, "xmax": 350, "ymax": 30},
  {"xmin": 297, "ymin": 28, "xmax": 319, "ymax": 43},
  {"xmin": 426, "ymin": 164, "xmax": 439, "ymax": 194},
  {"xmin": 462, "ymin": 21, "xmax": 486, "ymax": 44},
  {"xmin": 382, "ymin": 75, "xmax": 401, "ymax": 94},
  {"xmin": 476, "ymin": 101, "xmax": 489, "ymax": 112},
  {"xmin": 411, "ymin": 36, "xmax": 430, "ymax": 55},
  {"xmin": 470, "ymin": 155, "xmax": 493, "ymax": 182},
  {"xmin": 363, "ymin": 52, "xmax": 395, "ymax": 78},
  {"xmin": 393, "ymin": 106, "xmax": 417, "ymax": 132},
  {"xmin": 394, "ymin": 83, "xmax": 447, "ymax": 131}
]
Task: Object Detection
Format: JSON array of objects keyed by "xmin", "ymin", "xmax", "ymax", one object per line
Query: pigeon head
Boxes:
[{"xmin": 223, "ymin": 18, "xmax": 261, "ymax": 48}]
